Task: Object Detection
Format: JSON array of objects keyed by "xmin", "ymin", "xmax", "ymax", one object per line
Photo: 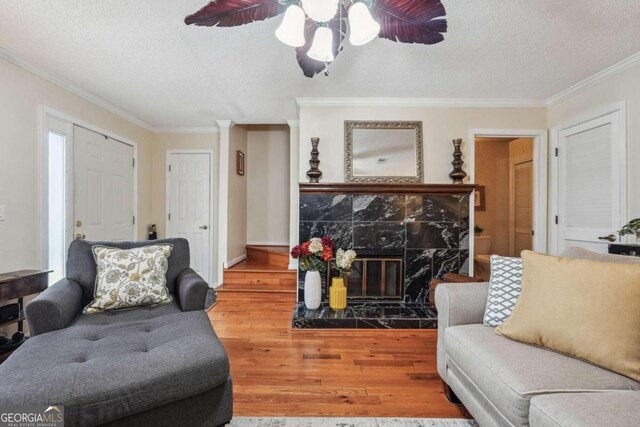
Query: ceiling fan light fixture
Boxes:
[
  {"xmin": 301, "ymin": 0, "xmax": 340, "ymax": 23},
  {"xmin": 275, "ymin": 4, "xmax": 306, "ymax": 47},
  {"xmin": 307, "ymin": 26, "xmax": 335, "ymax": 62},
  {"xmin": 348, "ymin": 1, "xmax": 380, "ymax": 46}
]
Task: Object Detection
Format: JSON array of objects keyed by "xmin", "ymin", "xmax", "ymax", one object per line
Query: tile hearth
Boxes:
[{"xmin": 292, "ymin": 301, "xmax": 437, "ymax": 329}]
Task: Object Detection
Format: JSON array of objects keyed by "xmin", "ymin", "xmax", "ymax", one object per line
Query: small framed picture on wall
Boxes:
[
  {"xmin": 474, "ymin": 185, "xmax": 486, "ymax": 211},
  {"xmin": 236, "ymin": 151, "xmax": 245, "ymax": 176}
]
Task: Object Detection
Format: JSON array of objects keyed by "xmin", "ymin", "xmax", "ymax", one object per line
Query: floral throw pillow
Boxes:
[{"xmin": 83, "ymin": 244, "xmax": 173, "ymax": 314}]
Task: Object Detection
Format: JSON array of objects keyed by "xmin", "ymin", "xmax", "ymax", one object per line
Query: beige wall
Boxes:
[
  {"xmin": 246, "ymin": 126, "xmax": 290, "ymax": 245},
  {"xmin": 0, "ymin": 58, "xmax": 153, "ymax": 275},
  {"xmin": 227, "ymin": 125, "xmax": 248, "ymax": 262},
  {"xmin": 547, "ymin": 65, "xmax": 640, "ymax": 219},
  {"xmin": 150, "ymin": 132, "xmax": 219, "ymax": 238},
  {"xmin": 299, "ymin": 106, "xmax": 547, "ymax": 183}
]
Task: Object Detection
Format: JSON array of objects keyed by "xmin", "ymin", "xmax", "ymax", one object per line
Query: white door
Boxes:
[
  {"xmin": 556, "ymin": 111, "xmax": 625, "ymax": 254},
  {"xmin": 73, "ymin": 126, "xmax": 135, "ymax": 241},
  {"xmin": 167, "ymin": 152, "xmax": 211, "ymax": 282}
]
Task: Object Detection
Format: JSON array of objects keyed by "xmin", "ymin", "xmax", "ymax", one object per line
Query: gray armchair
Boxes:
[{"xmin": 26, "ymin": 238, "xmax": 210, "ymax": 336}]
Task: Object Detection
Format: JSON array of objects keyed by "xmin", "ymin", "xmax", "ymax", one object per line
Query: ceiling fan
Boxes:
[{"xmin": 185, "ymin": 0, "xmax": 447, "ymax": 78}]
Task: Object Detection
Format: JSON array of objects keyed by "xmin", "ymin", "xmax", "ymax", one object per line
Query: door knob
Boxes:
[
  {"xmin": 598, "ymin": 234, "xmax": 617, "ymax": 242},
  {"xmin": 75, "ymin": 233, "xmax": 86, "ymax": 240},
  {"xmin": 199, "ymin": 225, "xmax": 208, "ymax": 230}
]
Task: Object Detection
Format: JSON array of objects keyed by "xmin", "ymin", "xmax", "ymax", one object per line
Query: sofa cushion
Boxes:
[
  {"xmin": 529, "ymin": 391, "xmax": 640, "ymax": 427},
  {"xmin": 72, "ymin": 299, "xmax": 182, "ymax": 327},
  {"xmin": 67, "ymin": 238, "xmax": 190, "ymax": 304},
  {"xmin": 0, "ymin": 311, "xmax": 229, "ymax": 427},
  {"xmin": 445, "ymin": 324, "xmax": 639, "ymax": 426}
]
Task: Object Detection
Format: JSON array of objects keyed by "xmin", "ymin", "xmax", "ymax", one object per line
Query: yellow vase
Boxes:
[{"xmin": 329, "ymin": 277, "xmax": 347, "ymax": 310}]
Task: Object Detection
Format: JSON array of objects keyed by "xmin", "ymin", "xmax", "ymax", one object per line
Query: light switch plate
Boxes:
[{"xmin": 0, "ymin": 205, "xmax": 5, "ymax": 221}]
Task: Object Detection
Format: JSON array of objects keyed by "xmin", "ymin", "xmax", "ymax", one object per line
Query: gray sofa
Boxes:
[
  {"xmin": 0, "ymin": 238, "xmax": 233, "ymax": 427},
  {"xmin": 435, "ymin": 248, "xmax": 640, "ymax": 427}
]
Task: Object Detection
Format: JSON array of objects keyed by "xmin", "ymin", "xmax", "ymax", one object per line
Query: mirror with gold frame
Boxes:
[{"xmin": 345, "ymin": 121, "xmax": 423, "ymax": 183}]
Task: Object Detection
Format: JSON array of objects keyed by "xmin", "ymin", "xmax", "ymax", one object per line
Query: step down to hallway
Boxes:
[
  {"xmin": 245, "ymin": 245, "xmax": 290, "ymax": 268},
  {"xmin": 218, "ymin": 245, "xmax": 296, "ymax": 293}
]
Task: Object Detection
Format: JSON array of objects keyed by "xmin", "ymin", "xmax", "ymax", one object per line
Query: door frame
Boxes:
[
  {"xmin": 467, "ymin": 128, "xmax": 548, "ymax": 271},
  {"xmin": 549, "ymin": 101, "xmax": 627, "ymax": 254},
  {"xmin": 38, "ymin": 106, "xmax": 139, "ymax": 272},
  {"xmin": 165, "ymin": 149, "xmax": 215, "ymax": 286}
]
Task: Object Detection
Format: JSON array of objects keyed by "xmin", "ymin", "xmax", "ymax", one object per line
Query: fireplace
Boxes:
[
  {"xmin": 293, "ymin": 182, "xmax": 475, "ymax": 329},
  {"xmin": 327, "ymin": 253, "xmax": 403, "ymax": 300}
]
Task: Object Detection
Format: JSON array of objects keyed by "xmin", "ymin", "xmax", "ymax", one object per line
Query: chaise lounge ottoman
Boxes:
[{"xmin": 0, "ymin": 238, "xmax": 233, "ymax": 427}]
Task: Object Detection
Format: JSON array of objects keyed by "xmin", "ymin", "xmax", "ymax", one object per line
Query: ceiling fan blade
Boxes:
[
  {"xmin": 295, "ymin": 13, "xmax": 347, "ymax": 78},
  {"xmin": 185, "ymin": 0, "xmax": 285, "ymax": 27},
  {"xmin": 372, "ymin": 0, "xmax": 447, "ymax": 45}
]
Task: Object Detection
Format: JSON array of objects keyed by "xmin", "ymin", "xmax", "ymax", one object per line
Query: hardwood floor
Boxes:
[{"xmin": 207, "ymin": 291, "xmax": 470, "ymax": 418}]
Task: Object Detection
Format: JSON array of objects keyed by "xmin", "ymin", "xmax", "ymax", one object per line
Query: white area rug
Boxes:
[{"xmin": 229, "ymin": 417, "xmax": 478, "ymax": 427}]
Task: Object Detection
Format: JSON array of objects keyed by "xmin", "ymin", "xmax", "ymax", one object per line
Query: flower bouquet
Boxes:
[
  {"xmin": 291, "ymin": 236, "xmax": 334, "ymax": 309},
  {"xmin": 290, "ymin": 236, "xmax": 334, "ymax": 272},
  {"xmin": 332, "ymin": 248, "xmax": 357, "ymax": 277}
]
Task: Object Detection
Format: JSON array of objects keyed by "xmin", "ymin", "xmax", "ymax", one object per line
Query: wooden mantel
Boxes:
[{"xmin": 299, "ymin": 183, "xmax": 476, "ymax": 195}]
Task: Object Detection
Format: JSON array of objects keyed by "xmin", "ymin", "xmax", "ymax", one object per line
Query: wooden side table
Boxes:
[{"xmin": 0, "ymin": 269, "xmax": 50, "ymax": 362}]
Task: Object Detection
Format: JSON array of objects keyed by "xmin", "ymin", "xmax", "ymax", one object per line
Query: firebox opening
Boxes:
[{"xmin": 327, "ymin": 253, "xmax": 404, "ymax": 301}]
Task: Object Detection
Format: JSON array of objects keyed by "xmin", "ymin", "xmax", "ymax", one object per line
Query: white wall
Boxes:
[
  {"xmin": 227, "ymin": 125, "xmax": 248, "ymax": 263},
  {"xmin": 299, "ymin": 106, "xmax": 547, "ymax": 183},
  {"xmin": 247, "ymin": 126, "xmax": 290, "ymax": 245},
  {"xmin": 0, "ymin": 57, "xmax": 153, "ymax": 274},
  {"xmin": 547, "ymin": 64, "xmax": 640, "ymax": 219}
]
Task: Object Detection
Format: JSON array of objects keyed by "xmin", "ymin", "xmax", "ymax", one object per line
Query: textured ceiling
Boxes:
[{"xmin": 0, "ymin": 0, "xmax": 639, "ymax": 127}]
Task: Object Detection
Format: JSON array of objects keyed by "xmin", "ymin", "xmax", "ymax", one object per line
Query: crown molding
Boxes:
[
  {"xmin": 295, "ymin": 97, "xmax": 547, "ymax": 108},
  {"xmin": 545, "ymin": 51, "xmax": 640, "ymax": 106},
  {"xmin": 0, "ymin": 46, "xmax": 157, "ymax": 132},
  {"xmin": 152, "ymin": 126, "xmax": 220, "ymax": 134},
  {"xmin": 215, "ymin": 120, "xmax": 234, "ymax": 129}
]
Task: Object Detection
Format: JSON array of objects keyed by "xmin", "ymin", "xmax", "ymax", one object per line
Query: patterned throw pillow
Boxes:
[
  {"xmin": 483, "ymin": 255, "xmax": 523, "ymax": 327},
  {"xmin": 84, "ymin": 244, "xmax": 173, "ymax": 314}
]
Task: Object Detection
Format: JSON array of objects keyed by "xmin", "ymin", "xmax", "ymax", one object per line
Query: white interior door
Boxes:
[
  {"xmin": 167, "ymin": 152, "xmax": 211, "ymax": 282},
  {"xmin": 73, "ymin": 126, "xmax": 134, "ymax": 241},
  {"xmin": 556, "ymin": 111, "xmax": 625, "ymax": 254}
]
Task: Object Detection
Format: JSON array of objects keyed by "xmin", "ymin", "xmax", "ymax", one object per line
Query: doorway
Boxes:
[
  {"xmin": 468, "ymin": 128, "xmax": 548, "ymax": 279},
  {"xmin": 166, "ymin": 151, "xmax": 213, "ymax": 284},
  {"xmin": 42, "ymin": 109, "xmax": 138, "ymax": 282}
]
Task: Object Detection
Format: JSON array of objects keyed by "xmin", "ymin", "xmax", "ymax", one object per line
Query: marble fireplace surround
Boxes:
[{"xmin": 298, "ymin": 183, "xmax": 475, "ymax": 305}]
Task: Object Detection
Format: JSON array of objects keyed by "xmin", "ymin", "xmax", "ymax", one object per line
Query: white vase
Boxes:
[{"xmin": 304, "ymin": 270, "xmax": 322, "ymax": 310}]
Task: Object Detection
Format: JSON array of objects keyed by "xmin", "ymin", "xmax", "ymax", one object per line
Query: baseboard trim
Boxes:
[
  {"xmin": 225, "ymin": 254, "xmax": 247, "ymax": 268},
  {"xmin": 247, "ymin": 241, "xmax": 290, "ymax": 247}
]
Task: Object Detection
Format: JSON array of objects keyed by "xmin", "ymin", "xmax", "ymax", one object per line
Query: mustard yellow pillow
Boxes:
[{"xmin": 496, "ymin": 250, "xmax": 640, "ymax": 381}]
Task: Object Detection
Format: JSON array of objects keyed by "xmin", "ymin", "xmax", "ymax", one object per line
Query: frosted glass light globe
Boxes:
[
  {"xmin": 307, "ymin": 27, "xmax": 334, "ymax": 62},
  {"xmin": 301, "ymin": 0, "xmax": 340, "ymax": 23},
  {"xmin": 275, "ymin": 5, "xmax": 306, "ymax": 47},
  {"xmin": 348, "ymin": 1, "xmax": 380, "ymax": 46}
]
